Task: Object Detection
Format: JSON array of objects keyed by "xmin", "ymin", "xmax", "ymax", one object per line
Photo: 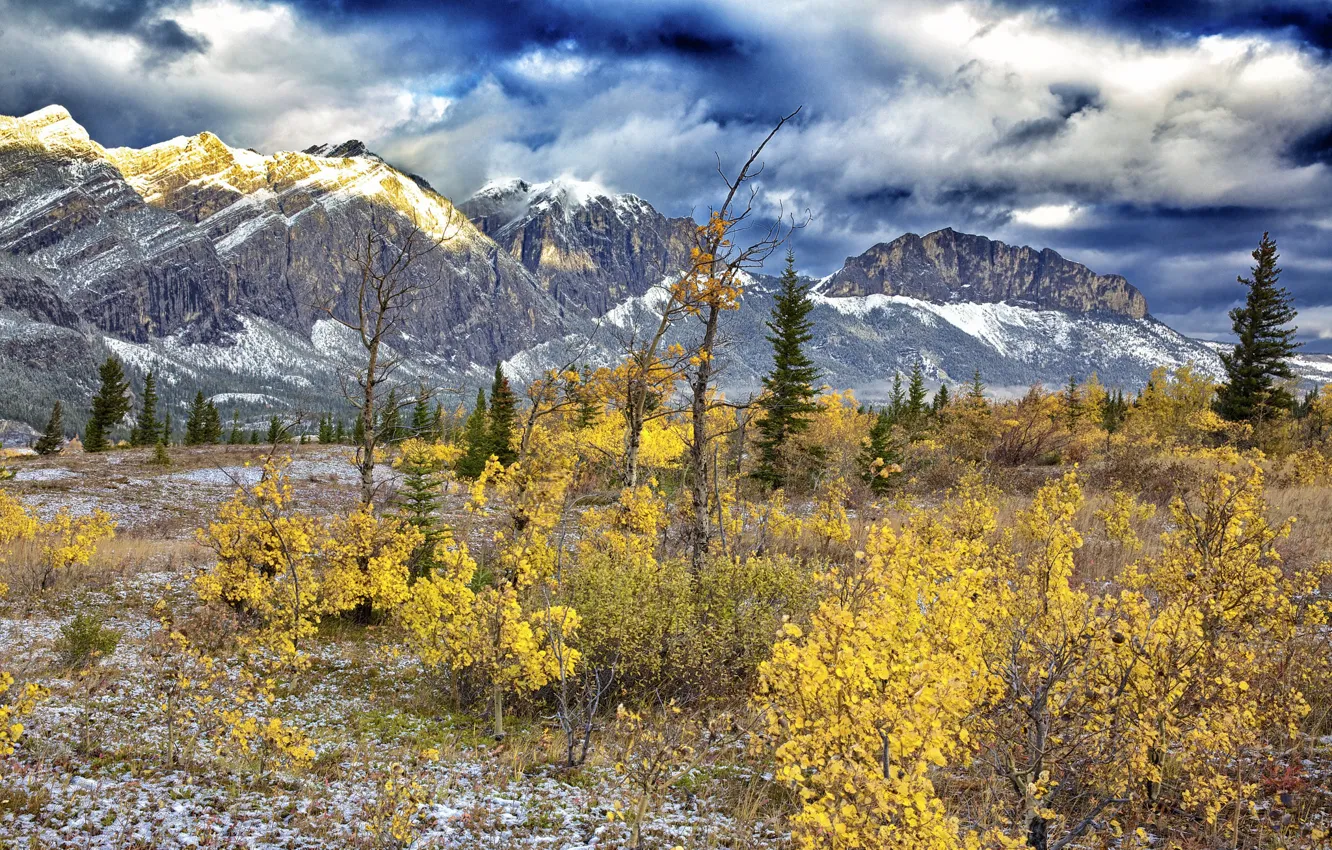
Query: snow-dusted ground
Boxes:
[
  {"xmin": 0, "ymin": 447, "xmax": 787, "ymax": 849},
  {"xmin": 1, "ymin": 567, "xmax": 786, "ymax": 850}
]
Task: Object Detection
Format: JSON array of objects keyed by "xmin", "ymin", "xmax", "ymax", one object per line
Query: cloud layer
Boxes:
[{"xmin": 2, "ymin": 0, "xmax": 1330, "ymax": 346}]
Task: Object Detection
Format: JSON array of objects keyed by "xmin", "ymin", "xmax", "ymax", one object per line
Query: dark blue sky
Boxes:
[{"xmin": 3, "ymin": 0, "xmax": 1331, "ymax": 346}]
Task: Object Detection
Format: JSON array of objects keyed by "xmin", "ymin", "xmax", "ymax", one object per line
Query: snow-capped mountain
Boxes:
[
  {"xmin": 0, "ymin": 103, "xmax": 1307, "ymax": 431},
  {"xmin": 459, "ymin": 177, "xmax": 695, "ymax": 317}
]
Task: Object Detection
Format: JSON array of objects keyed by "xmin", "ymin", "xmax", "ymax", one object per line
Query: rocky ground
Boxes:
[{"xmin": 0, "ymin": 446, "xmax": 791, "ymax": 849}]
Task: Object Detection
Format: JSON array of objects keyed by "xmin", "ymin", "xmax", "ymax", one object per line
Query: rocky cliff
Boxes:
[
  {"xmin": 821, "ymin": 227, "xmax": 1149, "ymax": 319},
  {"xmin": 460, "ymin": 179, "xmax": 697, "ymax": 317}
]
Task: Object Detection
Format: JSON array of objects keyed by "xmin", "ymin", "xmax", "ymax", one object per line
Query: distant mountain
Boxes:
[
  {"xmin": 0, "ymin": 103, "xmax": 1304, "ymax": 432},
  {"xmin": 459, "ymin": 178, "xmax": 695, "ymax": 317},
  {"xmin": 823, "ymin": 227, "xmax": 1148, "ymax": 319}
]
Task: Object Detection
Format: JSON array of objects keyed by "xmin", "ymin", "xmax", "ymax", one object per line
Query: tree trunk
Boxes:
[
  {"xmin": 358, "ymin": 337, "xmax": 380, "ymax": 507},
  {"xmin": 686, "ymin": 306, "xmax": 720, "ymax": 573}
]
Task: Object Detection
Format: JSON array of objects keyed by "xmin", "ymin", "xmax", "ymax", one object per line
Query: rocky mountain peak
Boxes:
[
  {"xmin": 821, "ymin": 226, "xmax": 1149, "ymax": 319},
  {"xmin": 0, "ymin": 105, "xmax": 100, "ymax": 158},
  {"xmin": 303, "ymin": 140, "xmax": 380, "ymax": 161}
]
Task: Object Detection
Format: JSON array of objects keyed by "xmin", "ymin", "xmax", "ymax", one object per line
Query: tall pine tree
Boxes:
[
  {"xmin": 84, "ymin": 356, "xmax": 131, "ymax": 452},
  {"xmin": 411, "ymin": 389, "xmax": 433, "ymax": 438},
  {"xmin": 753, "ymin": 249, "xmax": 820, "ymax": 489},
  {"xmin": 487, "ymin": 365, "xmax": 518, "ymax": 467},
  {"xmin": 35, "ymin": 401, "xmax": 65, "ymax": 455},
  {"xmin": 130, "ymin": 371, "xmax": 160, "ymax": 447},
  {"xmin": 457, "ymin": 389, "xmax": 490, "ymax": 479},
  {"xmin": 1215, "ymin": 232, "xmax": 1300, "ymax": 423},
  {"xmin": 905, "ymin": 362, "xmax": 928, "ymax": 426},
  {"xmin": 185, "ymin": 392, "xmax": 209, "ymax": 446},
  {"xmin": 203, "ymin": 402, "xmax": 222, "ymax": 444}
]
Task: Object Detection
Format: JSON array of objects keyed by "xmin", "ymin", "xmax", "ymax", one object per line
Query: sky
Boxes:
[{"xmin": 3, "ymin": 0, "xmax": 1331, "ymax": 347}]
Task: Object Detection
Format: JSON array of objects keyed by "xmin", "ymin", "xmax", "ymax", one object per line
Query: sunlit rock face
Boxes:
[
  {"xmin": 822, "ymin": 227, "xmax": 1149, "ymax": 319},
  {"xmin": 104, "ymin": 129, "xmax": 564, "ymax": 365},
  {"xmin": 461, "ymin": 178, "xmax": 696, "ymax": 317},
  {"xmin": 0, "ymin": 106, "xmax": 237, "ymax": 344}
]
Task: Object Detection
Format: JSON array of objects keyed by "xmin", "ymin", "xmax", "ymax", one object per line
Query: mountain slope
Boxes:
[
  {"xmin": 824, "ymin": 227, "xmax": 1148, "ymax": 319},
  {"xmin": 0, "ymin": 104, "xmax": 1303, "ymax": 434},
  {"xmin": 460, "ymin": 178, "xmax": 696, "ymax": 317}
]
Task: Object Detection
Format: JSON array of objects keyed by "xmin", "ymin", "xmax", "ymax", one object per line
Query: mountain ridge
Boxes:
[{"xmin": 0, "ymin": 103, "xmax": 1261, "ymax": 433}]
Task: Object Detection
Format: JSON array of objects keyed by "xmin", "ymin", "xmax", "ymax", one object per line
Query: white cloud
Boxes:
[{"xmin": 1012, "ymin": 204, "xmax": 1080, "ymax": 228}]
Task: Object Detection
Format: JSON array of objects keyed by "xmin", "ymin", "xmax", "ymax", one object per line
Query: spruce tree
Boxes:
[
  {"xmin": 352, "ymin": 415, "xmax": 365, "ymax": 446},
  {"xmin": 887, "ymin": 372, "xmax": 905, "ymax": 423},
  {"xmin": 487, "ymin": 365, "xmax": 518, "ymax": 466},
  {"xmin": 397, "ymin": 447, "xmax": 446, "ymax": 579},
  {"xmin": 318, "ymin": 414, "xmax": 333, "ymax": 445},
  {"xmin": 161, "ymin": 412, "xmax": 173, "ymax": 446},
  {"xmin": 932, "ymin": 383, "xmax": 950, "ymax": 417},
  {"xmin": 574, "ymin": 366, "xmax": 600, "ymax": 430},
  {"xmin": 249, "ymin": 430, "xmax": 260, "ymax": 445},
  {"xmin": 379, "ymin": 388, "xmax": 402, "ymax": 444},
  {"xmin": 84, "ymin": 356, "xmax": 131, "ymax": 452},
  {"xmin": 753, "ymin": 249, "xmax": 820, "ymax": 489},
  {"xmin": 228, "ymin": 410, "xmax": 243, "ymax": 445},
  {"xmin": 203, "ymin": 402, "xmax": 222, "ymax": 444},
  {"xmin": 35, "ymin": 401, "xmax": 65, "ymax": 455},
  {"xmin": 335, "ymin": 418, "xmax": 346, "ymax": 444},
  {"xmin": 266, "ymin": 416, "xmax": 283, "ymax": 444},
  {"xmin": 131, "ymin": 371, "xmax": 160, "ymax": 447},
  {"xmin": 457, "ymin": 389, "xmax": 491, "ymax": 479},
  {"xmin": 151, "ymin": 440, "xmax": 172, "ymax": 467},
  {"xmin": 411, "ymin": 389, "xmax": 433, "ymax": 438},
  {"xmin": 1215, "ymin": 232, "xmax": 1300, "ymax": 423},
  {"xmin": 185, "ymin": 392, "xmax": 208, "ymax": 446},
  {"xmin": 860, "ymin": 409, "xmax": 901, "ymax": 494},
  {"xmin": 1063, "ymin": 376, "xmax": 1083, "ymax": 429},
  {"xmin": 905, "ymin": 362, "xmax": 928, "ymax": 426},
  {"xmin": 967, "ymin": 369, "xmax": 986, "ymax": 406}
]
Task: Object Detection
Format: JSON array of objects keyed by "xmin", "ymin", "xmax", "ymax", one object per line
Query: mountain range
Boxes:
[{"xmin": 1, "ymin": 104, "xmax": 1321, "ymax": 434}]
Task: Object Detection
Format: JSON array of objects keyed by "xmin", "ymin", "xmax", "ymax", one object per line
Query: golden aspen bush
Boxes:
[
  {"xmin": 196, "ymin": 459, "xmax": 322, "ymax": 657},
  {"xmin": 318, "ymin": 507, "xmax": 419, "ymax": 620},
  {"xmin": 758, "ymin": 486, "xmax": 1007, "ymax": 850},
  {"xmin": 1105, "ymin": 464, "xmax": 1332, "ymax": 828},
  {"xmin": 0, "ymin": 489, "xmax": 116, "ymax": 593},
  {"xmin": 0, "ymin": 671, "xmax": 46, "ymax": 758}
]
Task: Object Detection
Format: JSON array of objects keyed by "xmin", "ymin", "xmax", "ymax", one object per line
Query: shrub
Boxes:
[{"xmin": 54, "ymin": 612, "xmax": 121, "ymax": 671}]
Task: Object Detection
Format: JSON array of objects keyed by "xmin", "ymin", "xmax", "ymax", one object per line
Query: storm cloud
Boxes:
[{"xmin": 1, "ymin": 0, "xmax": 1329, "ymax": 347}]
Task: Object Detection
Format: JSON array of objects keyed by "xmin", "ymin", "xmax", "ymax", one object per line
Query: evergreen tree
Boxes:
[
  {"xmin": 266, "ymin": 416, "xmax": 284, "ymax": 444},
  {"xmin": 410, "ymin": 389, "xmax": 433, "ymax": 438},
  {"xmin": 317, "ymin": 414, "xmax": 333, "ymax": 444},
  {"xmin": 130, "ymin": 371, "xmax": 160, "ymax": 447},
  {"xmin": 397, "ymin": 446, "xmax": 446, "ymax": 579},
  {"xmin": 84, "ymin": 356, "xmax": 131, "ymax": 452},
  {"xmin": 150, "ymin": 440, "xmax": 172, "ymax": 467},
  {"xmin": 431, "ymin": 403, "xmax": 446, "ymax": 440},
  {"xmin": 905, "ymin": 362, "xmax": 928, "ymax": 426},
  {"xmin": 967, "ymin": 369, "xmax": 986, "ymax": 406},
  {"xmin": 1063, "ymin": 376, "xmax": 1083, "ymax": 429},
  {"xmin": 931, "ymin": 383, "xmax": 950, "ymax": 417},
  {"xmin": 1215, "ymin": 232, "xmax": 1300, "ymax": 423},
  {"xmin": 335, "ymin": 418, "xmax": 346, "ymax": 444},
  {"xmin": 752, "ymin": 249, "xmax": 820, "ymax": 489},
  {"xmin": 378, "ymin": 388, "xmax": 403, "ymax": 444},
  {"xmin": 860, "ymin": 408, "xmax": 902, "ymax": 495},
  {"xmin": 35, "ymin": 401, "xmax": 65, "ymax": 455},
  {"xmin": 161, "ymin": 412, "xmax": 173, "ymax": 446},
  {"xmin": 203, "ymin": 402, "xmax": 223, "ymax": 444},
  {"xmin": 228, "ymin": 409, "xmax": 243, "ymax": 445},
  {"xmin": 887, "ymin": 372, "xmax": 905, "ymax": 423},
  {"xmin": 1102, "ymin": 389, "xmax": 1128, "ymax": 435},
  {"xmin": 487, "ymin": 364, "xmax": 518, "ymax": 466},
  {"xmin": 249, "ymin": 430, "xmax": 260, "ymax": 445},
  {"xmin": 352, "ymin": 414, "xmax": 365, "ymax": 446},
  {"xmin": 574, "ymin": 366, "xmax": 600, "ymax": 430},
  {"xmin": 457, "ymin": 389, "xmax": 491, "ymax": 479},
  {"xmin": 185, "ymin": 392, "xmax": 208, "ymax": 446}
]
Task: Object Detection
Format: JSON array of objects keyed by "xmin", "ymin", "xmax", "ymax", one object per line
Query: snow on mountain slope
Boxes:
[{"xmin": 504, "ymin": 284, "xmax": 1226, "ymax": 401}]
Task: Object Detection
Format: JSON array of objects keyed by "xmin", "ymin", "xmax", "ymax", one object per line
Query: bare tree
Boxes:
[
  {"xmin": 679, "ymin": 109, "xmax": 806, "ymax": 572},
  {"xmin": 316, "ymin": 215, "xmax": 458, "ymax": 506}
]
